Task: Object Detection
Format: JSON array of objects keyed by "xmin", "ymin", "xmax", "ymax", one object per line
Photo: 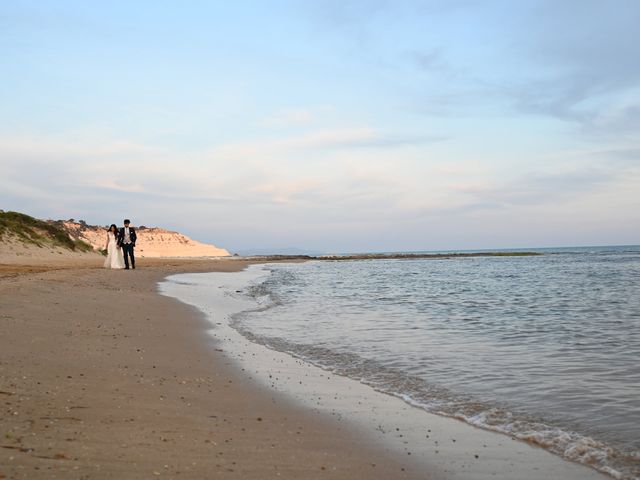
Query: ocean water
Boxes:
[{"xmin": 233, "ymin": 246, "xmax": 640, "ymax": 479}]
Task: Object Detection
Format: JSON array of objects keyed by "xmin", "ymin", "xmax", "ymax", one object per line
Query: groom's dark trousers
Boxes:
[{"xmin": 122, "ymin": 244, "xmax": 135, "ymax": 269}]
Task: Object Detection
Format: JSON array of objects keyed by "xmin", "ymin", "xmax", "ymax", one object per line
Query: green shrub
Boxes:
[{"xmin": 0, "ymin": 211, "xmax": 93, "ymax": 252}]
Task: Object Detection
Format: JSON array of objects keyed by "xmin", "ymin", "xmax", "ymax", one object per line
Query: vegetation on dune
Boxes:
[{"xmin": 0, "ymin": 210, "xmax": 93, "ymax": 252}]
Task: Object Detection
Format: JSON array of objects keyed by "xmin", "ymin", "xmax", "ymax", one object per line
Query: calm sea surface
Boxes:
[{"xmin": 234, "ymin": 246, "xmax": 640, "ymax": 479}]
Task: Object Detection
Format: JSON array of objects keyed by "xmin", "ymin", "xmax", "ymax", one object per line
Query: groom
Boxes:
[{"xmin": 118, "ymin": 219, "xmax": 137, "ymax": 270}]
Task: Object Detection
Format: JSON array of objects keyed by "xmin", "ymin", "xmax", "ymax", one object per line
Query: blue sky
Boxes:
[{"xmin": 1, "ymin": 1, "xmax": 639, "ymax": 252}]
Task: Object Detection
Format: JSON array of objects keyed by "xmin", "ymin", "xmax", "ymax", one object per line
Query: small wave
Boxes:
[
  {"xmin": 231, "ymin": 259, "xmax": 640, "ymax": 479},
  {"xmin": 228, "ymin": 320, "xmax": 639, "ymax": 480},
  {"xmin": 244, "ymin": 270, "xmax": 284, "ymax": 307}
]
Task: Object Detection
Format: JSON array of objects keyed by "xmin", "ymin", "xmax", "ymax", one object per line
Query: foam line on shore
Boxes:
[{"xmin": 158, "ymin": 265, "xmax": 609, "ymax": 480}]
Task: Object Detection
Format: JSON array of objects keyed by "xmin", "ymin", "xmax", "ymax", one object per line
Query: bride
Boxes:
[{"xmin": 104, "ymin": 224, "xmax": 125, "ymax": 269}]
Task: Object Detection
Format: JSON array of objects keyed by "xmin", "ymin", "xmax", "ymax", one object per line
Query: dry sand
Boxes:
[{"xmin": 0, "ymin": 256, "xmax": 425, "ymax": 479}]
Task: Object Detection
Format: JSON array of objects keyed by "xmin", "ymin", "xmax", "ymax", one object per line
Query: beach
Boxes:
[
  {"xmin": 2, "ymin": 1, "xmax": 637, "ymax": 477},
  {"xmin": 0, "ymin": 253, "xmax": 625, "ymax": 479},
  {"xmin": 0, "ymin": 257, "xmax": 425, "ymax": 479}
]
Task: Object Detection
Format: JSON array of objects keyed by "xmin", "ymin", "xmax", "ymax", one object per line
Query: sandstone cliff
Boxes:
[{"xmin": 62, "ymin": 221, "xmax": 230, "ymax": 258}]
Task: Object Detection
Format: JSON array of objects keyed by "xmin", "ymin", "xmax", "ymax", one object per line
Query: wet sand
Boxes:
[{"xmin": 0, "ymin": 257, "xmax": 425, "ymax": 479}]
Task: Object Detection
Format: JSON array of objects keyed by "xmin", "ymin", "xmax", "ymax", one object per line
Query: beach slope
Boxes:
[{"xmin": 0, "ymin": 259, "xmax": 423, "ymax": 479}]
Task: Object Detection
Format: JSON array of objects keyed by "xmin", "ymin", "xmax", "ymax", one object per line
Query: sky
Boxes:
[{"xmin": 1, "ymin": 0, "xmax": 639, "ymax": 253}]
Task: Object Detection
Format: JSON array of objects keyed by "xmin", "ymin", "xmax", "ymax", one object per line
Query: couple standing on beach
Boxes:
[{"xmin": 104, "ymin": 219, "xmax": 137, "ymax": 270}]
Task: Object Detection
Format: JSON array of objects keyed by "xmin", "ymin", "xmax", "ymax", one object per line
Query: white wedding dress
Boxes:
[{"xmin": 104, "ymin": 232, "xmax": 125, "ymax": 269}]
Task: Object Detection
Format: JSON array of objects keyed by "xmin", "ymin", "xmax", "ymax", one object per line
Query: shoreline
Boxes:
[
  {"xmin": 160, "ymin": 265, "xmax": 610, "ymax": 480},
  {"xmin": 0, "ymin": 258, "xmax": 425, "ymax": 479}
]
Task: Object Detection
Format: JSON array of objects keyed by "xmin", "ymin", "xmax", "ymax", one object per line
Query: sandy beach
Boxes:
[
  {"xmin": 0, "ymin": 249, "xmax": 615, "ymax": 480},
  {"xmin": 0, "ymin": 256, "xmax": 425, "ymax": 479},
  {"xmin": 3, "ymin": 1, "xmax": 638, "ymax": 477}
]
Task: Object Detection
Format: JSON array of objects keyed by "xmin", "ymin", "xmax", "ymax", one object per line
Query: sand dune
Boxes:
[{"xmin": 0, "ymin": 233, "xmax": 101, "ymax": 266}]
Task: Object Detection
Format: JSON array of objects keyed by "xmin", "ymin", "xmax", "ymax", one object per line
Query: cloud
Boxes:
[
  {"xmin": 0, "ymin": 135, "xmax": 221, "ymax": 205},
  {"xmin": 592, "ymin": 147, "xmax": 640, "ymax": 164},
  {"xmin": 411, "ymin": 48, "xmax": 456, "ymax": 78},
  {"xmin": 451, "ymin": 168, "xmax": 617, "ymax": 210},
  {"xmin": 0, "ymin": 135, "xmax": 161, "ymax": 160},
  {"xmin": 210, "ymin": 127, "xmax": 444, "ymax": 161},
  {"xmin": 259, "ymin": 108, "xmax": 316, "ymax": 127},
  {"xmin": 333, "ymin": 1, "xmax": 640, "ymax": 136},
  {"xmin": 251, "ymin": 178, "xmax": 322, "ymax": 205},
  {"xmin": 0, "ymin": 130, "xmax": 423, "ymax": 214},
  {"xmin": 582, "ymin": 102, "xmax": 640, "ymax": 139},
  {"xmin": 502, "ymin": 1, "xmax": 640, "ymax": 131}
]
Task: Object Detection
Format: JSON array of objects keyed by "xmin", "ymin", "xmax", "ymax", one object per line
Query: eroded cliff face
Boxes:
[{"xmin": 62, "ymin": 221, "xmax": 230, "ymax": 257}]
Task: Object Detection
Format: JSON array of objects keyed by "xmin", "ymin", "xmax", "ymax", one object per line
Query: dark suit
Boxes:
[{"xmin": 118, "ymin": 226, "xmax": 137, "ymax": 269}]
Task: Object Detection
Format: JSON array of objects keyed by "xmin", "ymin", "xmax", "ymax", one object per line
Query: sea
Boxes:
[{"xmin": 231, "ymin": 245, "xmax": 639, "ymax": 479}]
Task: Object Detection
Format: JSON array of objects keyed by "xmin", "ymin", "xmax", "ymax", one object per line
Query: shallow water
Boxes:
[{"xmin": 234, "ymin": 246, "xmax": 640, "ymax": 479}]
